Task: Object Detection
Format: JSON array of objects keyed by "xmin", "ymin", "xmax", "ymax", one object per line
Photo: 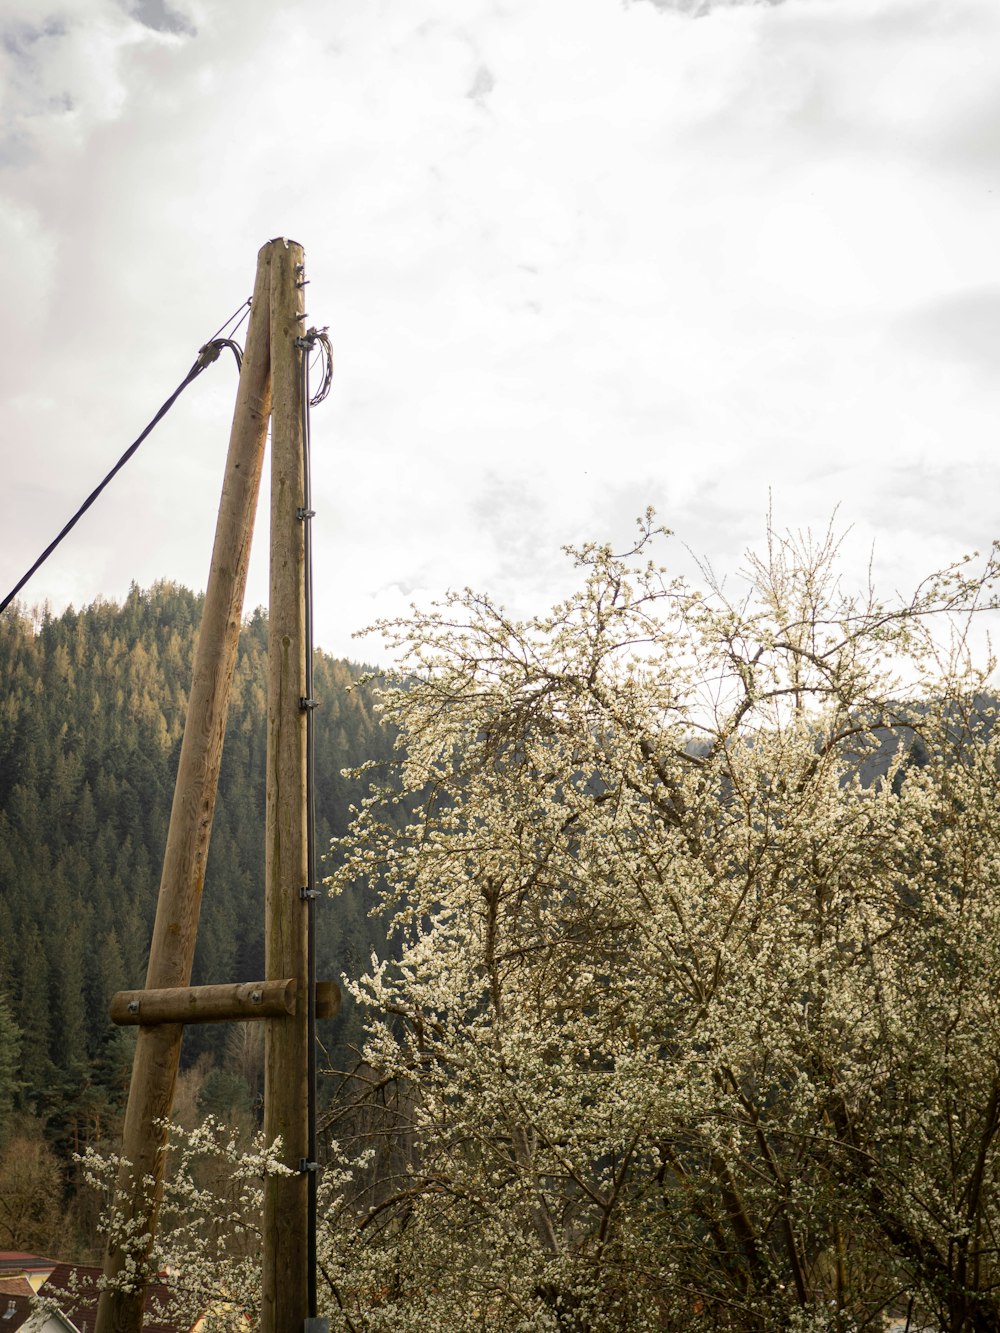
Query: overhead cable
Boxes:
[{"xmin": 0, "ymin": 322, "xmax": 249, "ymax": 618}]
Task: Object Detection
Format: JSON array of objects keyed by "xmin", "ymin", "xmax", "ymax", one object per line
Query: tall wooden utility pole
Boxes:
[
  {"xmin": 96, "ymin": 238, "xmax": 324, "ymax": 1333},
  {"xmin": 262, "ymin": 236, "xmax": 311, "ymax": 1333}
]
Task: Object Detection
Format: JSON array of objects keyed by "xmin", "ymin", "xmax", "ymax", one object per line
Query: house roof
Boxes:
[
  {"xmin": 0, "ymin": 1260, "xmax": 55, "ymax": 1277},
  {"xmin": 38, "ymin": 1265, "xmax": 191, "ymax": 1333},
  {"xmin": 0, "ymin": 1290, "xmax": 76, "ymax": 1331},
  {"xmin": 0, "ymin": 1282, "xmax": 33, "ymax": 1299},
  {"xmin": 0, "ymin": 1293, "xmax": 32, "ymax": 1332},
  {"xmin": 0, "ymin": 1259, "xmax": 58, "ymax": 1297}
]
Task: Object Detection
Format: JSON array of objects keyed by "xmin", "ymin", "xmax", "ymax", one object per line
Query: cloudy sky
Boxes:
[{"xmin": 1, "ymin": 0, "xmax": 998, "ymax": 661}]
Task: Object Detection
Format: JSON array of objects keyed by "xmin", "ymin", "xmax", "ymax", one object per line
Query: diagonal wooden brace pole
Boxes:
[{"xmin": 95, "ymin": 241, "xmax": 275, "ymax": 1333}]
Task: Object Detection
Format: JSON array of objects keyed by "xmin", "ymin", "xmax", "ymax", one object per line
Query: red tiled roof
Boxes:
[
  {"xmin": 0, "ymin": 1278, "xmax": 34, "ymax": 1297},
  {"xmin": 40, "ymin": 1263, "xmax": 192, "ymax": 1333}
]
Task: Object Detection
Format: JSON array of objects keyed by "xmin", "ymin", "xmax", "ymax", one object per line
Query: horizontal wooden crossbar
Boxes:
[{"xmin": 110, "ymin": 979, "xmax": 340, "ymax": 1026}]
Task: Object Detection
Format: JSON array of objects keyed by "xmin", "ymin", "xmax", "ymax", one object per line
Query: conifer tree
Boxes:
[{"xmin": 0, "ymin": 988, "xmax": 21, "ymax": 1147}]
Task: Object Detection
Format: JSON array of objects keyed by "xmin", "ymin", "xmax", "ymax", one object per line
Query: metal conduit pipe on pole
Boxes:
[{"xmin": 299, "ymin": 315, "xmax": 321, "ymax": 1323}]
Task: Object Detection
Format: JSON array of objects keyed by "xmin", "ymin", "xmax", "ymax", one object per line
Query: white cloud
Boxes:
[{"xmin": 0, "ymin": 0, "xmax": 998, "ymax": 659}]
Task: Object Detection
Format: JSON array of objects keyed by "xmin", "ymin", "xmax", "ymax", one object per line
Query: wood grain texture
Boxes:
[
  {"xmin": 261, "ymin": 236, "xmax": 310, "ymax": 1333},
  {"xmin": 108, "ymin": 979, "xmax": 339, "ymax": 1026},
  {"xmin": 110, "ymin": 979, "xmax": 297, "ymax": 1026},
  {"xmin": 95, "ymin": 241, "xmax": 274, "ymax": 1333}
]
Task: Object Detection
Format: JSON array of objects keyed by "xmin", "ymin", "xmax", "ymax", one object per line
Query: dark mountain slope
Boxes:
[{"xmin": 0, "ymin": 583, "xmax": 393, "ymax": 1152}]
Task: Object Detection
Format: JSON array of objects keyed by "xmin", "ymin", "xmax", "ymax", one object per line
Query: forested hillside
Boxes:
[{"xmin": 0, "ymin": 583, "xmax": 392, "ymax": 1179}]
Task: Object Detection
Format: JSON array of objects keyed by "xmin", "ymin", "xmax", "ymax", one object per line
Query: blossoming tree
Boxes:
[
  {"xmin": 84, "ymin": 516, "xmax": 1000, "ymax": 1333},
  {"xmin": 320, "ymin": 516, "xmax": 1000, "ymax": 1333}
]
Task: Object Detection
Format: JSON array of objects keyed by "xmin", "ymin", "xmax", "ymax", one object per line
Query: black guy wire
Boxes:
[
  {"xmin": 0, "ymin": 333, "xmax": 245, "ymax": 617},
  {"xmin": 207, "ymin": 295, "xmax": 252, "ymax": 343},
  {"xmin": 229, "ymin": 300, "xmax": 253, "ymax": 342}
]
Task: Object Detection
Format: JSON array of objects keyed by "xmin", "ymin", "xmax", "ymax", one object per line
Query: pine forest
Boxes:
[{"xmin": 0, "ymin": 582, "xmax": 392, "ymax": 1257}]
